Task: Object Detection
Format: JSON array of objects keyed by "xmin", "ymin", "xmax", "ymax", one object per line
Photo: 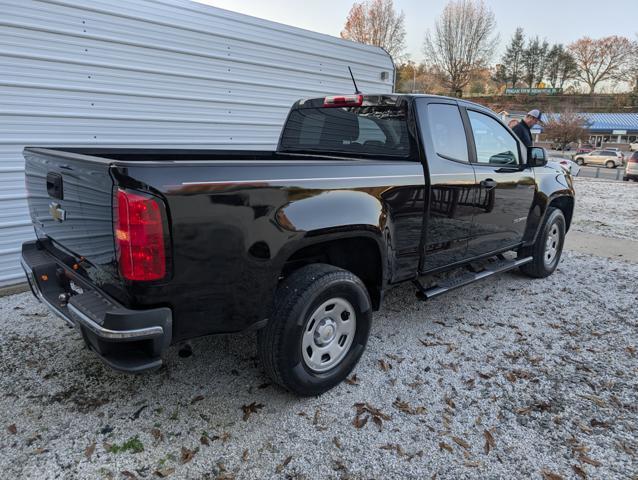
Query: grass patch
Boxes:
[{"xmin": 107, "ymin": 435, "xmax": 144, "ymax": 454}]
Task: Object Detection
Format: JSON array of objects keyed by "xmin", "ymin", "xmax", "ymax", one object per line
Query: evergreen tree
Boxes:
[{"xmin": 500, "ymin": 28, "xmax": 525, "ymax": 87}]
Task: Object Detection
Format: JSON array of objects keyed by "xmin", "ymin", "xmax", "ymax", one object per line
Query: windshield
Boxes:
[{"xmin": 279, "ymin": 105, "xmax": 412, "ymax": 158}]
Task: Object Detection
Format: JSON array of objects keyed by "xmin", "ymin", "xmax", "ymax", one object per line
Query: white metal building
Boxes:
[{"xmin": 0, "ymin": 0, "xmax": 395, "ymax": 286}]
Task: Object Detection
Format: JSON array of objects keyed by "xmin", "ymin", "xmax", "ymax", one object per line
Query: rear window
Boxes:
[{"xmin": 279, "ymin": 105, "xmax": 411, "ymax": 158}]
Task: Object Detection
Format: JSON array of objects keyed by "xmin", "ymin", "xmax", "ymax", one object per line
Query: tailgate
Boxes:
[{"xmin": 23, "ymin": 148, "xmax": 116, "ymax": 275}]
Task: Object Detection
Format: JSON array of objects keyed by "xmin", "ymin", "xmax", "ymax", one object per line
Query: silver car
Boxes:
[
  {"xmin": 574, "ymin": 149, "xmax": 624, "ymax": 168},
  {"xmin": 623, "ymin": 151, "xmax": 638, "ymax": 181}
]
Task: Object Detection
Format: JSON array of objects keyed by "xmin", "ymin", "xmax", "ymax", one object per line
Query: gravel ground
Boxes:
[
  {"xmin": 571, "ymin": 177, "xmax": 638, "ymax": 240},
  {"xmin": 1, "ymin": 176, "xmax": 637, "ymax": 480},
  {"xmin": 0, "ymin": 250, "xmax": 636, "ymax": 480}
]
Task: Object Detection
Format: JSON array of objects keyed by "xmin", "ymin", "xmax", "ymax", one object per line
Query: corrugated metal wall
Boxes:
[{"xmin": 0, "ymin": 0, "xmax": 394, "ymax": 286}]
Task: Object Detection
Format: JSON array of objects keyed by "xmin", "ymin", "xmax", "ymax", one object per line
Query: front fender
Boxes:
[{"xmin": 523, "ymin": 166, "xmax": 575, "ymax": 245}]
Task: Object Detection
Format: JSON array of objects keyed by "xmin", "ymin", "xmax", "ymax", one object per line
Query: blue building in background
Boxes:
[{"xmin": 500, "ymin": 111, "xmax": 638, "ymax": 149}]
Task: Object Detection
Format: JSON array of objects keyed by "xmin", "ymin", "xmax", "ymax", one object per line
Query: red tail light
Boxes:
[
  {"xmin": 323, "ymin": 94, "xmax": 363, "ymax": 107},
  {"xmin": 629, "ymin": 155, "xmax": 638, "ymax": 163},
  {"xmin": 115, "ymin": 188, "xmax": 167, "ymax": 281}
]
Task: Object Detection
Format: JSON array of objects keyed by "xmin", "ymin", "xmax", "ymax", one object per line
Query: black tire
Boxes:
[
  {"xmin": 605, "ymin": 160, "xmax": 616, "ymax": 169},
  {"xmin": 575, "ymin": 158, "xmax": 585, "ymax": 166},
  {"xmin": 518, "ymin": 207, "xmax": 566, "ymax": 278},
  {"xmin": 257, "ymin": 264, "xmax": 372, "ymax": 396}
]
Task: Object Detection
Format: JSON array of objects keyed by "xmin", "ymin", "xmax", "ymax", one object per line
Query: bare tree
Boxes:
[
  {"xmin": 340, "ymin": 0, "xmax": 406, "ymax": 60},
  {"xmin": 422, "ymin": 0, "xmax": 498, "ymax": 96},
  {"xmin": 568, "ymin": 36, "xmax": 634, "ymax": 94},
  {"xmin": 630, "ymin": 35, "xmax": 638, "ymax": 93},
  {"xmin": 542, "ymin": 110, "xmax": 590, "ymax": 150}
]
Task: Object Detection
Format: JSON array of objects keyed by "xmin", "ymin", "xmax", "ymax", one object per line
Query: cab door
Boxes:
[
  {"xmin": 463, "ymin": 108, "xmax": 536, "ymax": 257},
  {"xmin": 415, "ymin": 98, "xmax": 477, "ymax": 273}
]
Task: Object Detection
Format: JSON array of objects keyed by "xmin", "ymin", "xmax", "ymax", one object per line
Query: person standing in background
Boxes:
[{"xmin": 512, "ymin": 109, "xmax": 543, "ymax": 147}]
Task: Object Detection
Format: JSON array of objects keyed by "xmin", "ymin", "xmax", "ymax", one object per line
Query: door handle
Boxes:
[{"xmin": 480, "ymin": 179, "xmax": 497, "ymax": 190}]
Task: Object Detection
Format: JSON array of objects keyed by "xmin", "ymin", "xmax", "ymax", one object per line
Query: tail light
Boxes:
[
  {"xmin": 323, "ymin": 94, "xmax": 363, "ymax": 108},
  {"xmin": 629, "ymin": 155, "xmax": 638, "ymax": 163},
  {"xmin": 115, "ymin": 188, "xmax": 167, "ymax": 281}
]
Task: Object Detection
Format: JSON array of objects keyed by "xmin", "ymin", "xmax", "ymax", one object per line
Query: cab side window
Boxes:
[
  {"xmin": 468, "ymin": 110, "xmax": 520, "ymax": 166},
  {"xmin": 426, "ymin": 104, "xmax": 469, "ymax": 162}
]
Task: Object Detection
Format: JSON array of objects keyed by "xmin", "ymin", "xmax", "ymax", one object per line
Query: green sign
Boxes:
[{"xmin": 505, "ymin": 88, "xmax": 563, "ymax": 95}]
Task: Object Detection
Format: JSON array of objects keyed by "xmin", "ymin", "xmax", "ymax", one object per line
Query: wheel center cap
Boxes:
[{"xmin": 315, "ymin": 318, "xmax": 336, "ymax": 345}]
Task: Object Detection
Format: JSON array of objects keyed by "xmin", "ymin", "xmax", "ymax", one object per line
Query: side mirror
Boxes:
[{"xmin": 528, "ymin": 147, "xmax": 547, "ymax": 167}]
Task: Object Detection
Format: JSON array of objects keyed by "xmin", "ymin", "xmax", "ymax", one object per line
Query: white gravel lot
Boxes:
[
  {"xmin": 571, "ymin": 177, "xmax": 638, "ymax": 240},
  {"xmin": 0, "ymin": 176, "xmax": 637, "ymax": 480}
]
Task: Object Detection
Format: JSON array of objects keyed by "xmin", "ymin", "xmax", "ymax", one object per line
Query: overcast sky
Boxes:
[{"xmin": 198, "ymin": 0, "xmax": 637, "ymax": 62}]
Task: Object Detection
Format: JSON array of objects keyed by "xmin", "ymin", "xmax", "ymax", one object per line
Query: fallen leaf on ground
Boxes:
[
  {"xmin": 151, "ymin": 428, "xmax": 163, "ymax": 442},
  {"xmin": 84, "ymin": 442, "xmax": 96, "ymax": 459},
  {"xmin": 393, "ymin": 398, "xmax": 425, "ymax": 415},
  {"xmin": 378, "ymin": 359, "xmax": 392, "ymax": 372},
  {"xmin": 242, "ymin": 449, "xmax": 249, "ymax": 462},
  {"xmin": 7, "ymin": 424, "xmax": 17, "ymax": 434},
  {"xmin": 352, "ymin": 415, "xmax": 369, "ymax": 429},
  {"xmin": 312, "ymin": 409, "xmax": 320, "ymax": 426},
  {"xmin": 154, "ymin": 467, "xmax": 175, "ymax": 478},
  {"xmin": 579, "ymin": 455, "xmax": 601, "ymax": 467},
  {"xmin": 484, "ymin": 430, "xmax": 495, "ymax": 454},
  {"xmin": 540, "ymin": 469, "xmax": 564, "ymax": 480},
  {"xmin": 121, "ymin": 471, "xmax": 137, "ymax": 479},
  {"xmin": 386, "ymin": 353, "xmax": 405, "ymax": 363},
  {"xmin": 241, "ymin": 402, "xmax": 264, "ymax": 421},
  {"xmin": 180, "ymin": 446, "xmax": 198, "ymax": 464},
  {"xmin": 345, "ymin": 374, "xmax": 359, "ymax": 385},
  {"xmin": 333, "ymin": 437, "xmax": 342, "ymax": 449},
  {"xmin": 439, "ymin": 442, "xmax": 453, "ymax": 453},
  {"xmin": 452, "ymin": 436, "xmax": 470, "ymax": 450},
  {"xmin": 380, "ymin": 443, "xmax": 405, "ymax": 456},
  {"xmin": 572, "ymin": 465, "xmax": 587, "ymax": 479},
  {"xmin": 190, "ymin": 395, "xmax": 204, "ymax": 404},
  {"xmin": 275, "ymin": 455, "xmax": 292, "ymax": 473},
  {"xmin": 353, "ymin": 403, "xmax": 390, "ymax": 431}
]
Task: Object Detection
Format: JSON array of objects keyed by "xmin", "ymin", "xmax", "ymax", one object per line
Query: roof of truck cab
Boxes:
[{"xmin": 301, "ymin": 93, "xmax": 491, "ymax": 112}]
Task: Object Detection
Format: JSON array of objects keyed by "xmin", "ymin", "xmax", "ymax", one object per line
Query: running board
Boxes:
[{"xmin": 413, "ymin": 256, "xmax": 533, "ymax": 301}]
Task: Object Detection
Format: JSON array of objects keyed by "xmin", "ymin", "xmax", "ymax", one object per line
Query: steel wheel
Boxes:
[
  {"xmin": 544, "ymin": 222, "xmax": 560, "ymax": 266},
  {"xmin": 301, "ymin": 297, "xmax": 356, "ymax": 373}
]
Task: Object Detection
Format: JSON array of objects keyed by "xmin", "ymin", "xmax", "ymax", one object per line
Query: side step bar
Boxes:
[{"xmin": 413, "ymin": 256, "xmax": 533, "ymax": 301}]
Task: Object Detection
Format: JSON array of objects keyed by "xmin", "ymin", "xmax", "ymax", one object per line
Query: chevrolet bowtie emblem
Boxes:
[{"xmin": 49, "ymin": 202, "xmax": 67, "ymax": 222}]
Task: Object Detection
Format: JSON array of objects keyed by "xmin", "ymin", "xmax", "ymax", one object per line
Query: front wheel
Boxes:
[
  {"xmin": 518, "ymin": 207, "xmax": 566, "ymax": 278},
  {"xmin": 257, "ymin": 264, "xmax": 372, "ymax": 396},
  {"xmin": 575, "ymin": 158, "xmax": 585, "ymax": 166}
]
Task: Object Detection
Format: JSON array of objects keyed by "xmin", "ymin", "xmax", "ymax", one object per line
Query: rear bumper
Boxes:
[{"xmin": 21, "ymin": 240, "xmax": 172, "ymax": 373}]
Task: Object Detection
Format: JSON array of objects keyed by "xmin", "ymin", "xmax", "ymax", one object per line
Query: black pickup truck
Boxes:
[{"xmin": 21, "ymin": 94, "xmax": 574, "ymax": 395}]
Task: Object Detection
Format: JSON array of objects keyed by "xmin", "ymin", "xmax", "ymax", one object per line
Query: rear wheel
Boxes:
[
  {"xmin": 518, "ymin": 207, "xmax": 566, "ymax": 278},
  {"xmin": 605, "ymin": 160, "xmax": 615, "ymax": 169},
  {"xmin": 257, "ymin": 264, "xmax": 372, "ymax": 396}
]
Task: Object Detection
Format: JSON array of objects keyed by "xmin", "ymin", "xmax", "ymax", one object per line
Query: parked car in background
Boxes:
[
  {"xmin": 574, "ymin": 150, "xmax": 624, "ymax": 168},
  {"xmin": 551, "ymin": 157, "xmax": 580, "ymax": 176},
  {"xmin": 623, "ymin": 151, "xmax": 638, "ymax": 181},
  {"xmin": 575, "ymin": 144, "xmax": 595, "ymax": 155},
  {"xmin": 629, "ymin": 142, "xmax": 638, "ymax": 151}
]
